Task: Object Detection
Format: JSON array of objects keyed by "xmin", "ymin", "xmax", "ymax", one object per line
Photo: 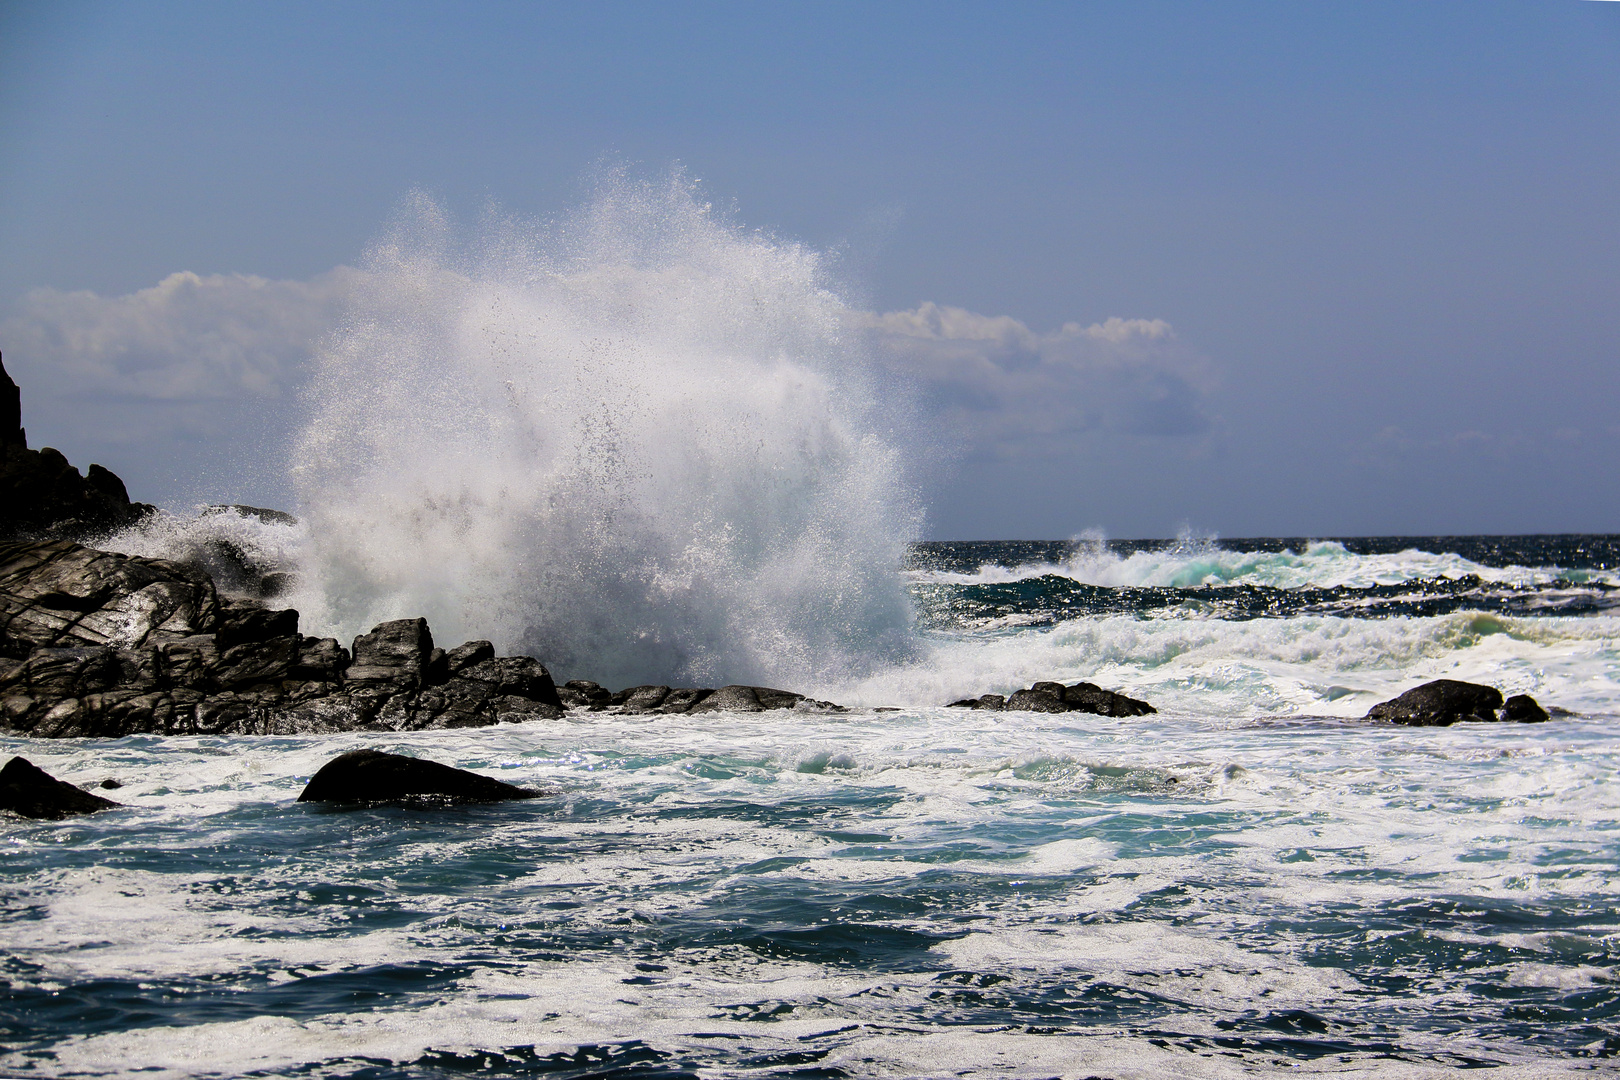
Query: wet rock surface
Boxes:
[
  {"xmin": 0, "ymin": 537, "xmax": 842, "ymax": 735},
  {"xmin": 950, "ymin": 681, "xmax": 1157, "ymax": 717},
  {"xmin": 1366, "ymin": 679, "xmax": 1547, "ymax": 725},
  {"xmin": 0, "ymin": 356, "xmax": 840, "ymax": 735},
  {"xmin": 0, "ymin": 755, "xmax": 121, "ymax": 819},
  {"xmin": 0, "ymin": 539, "xmax": 569, "ymax": 737},
  {"xmin": 297, "ymin": 749, "xmax": 540, "ymax": 807}
]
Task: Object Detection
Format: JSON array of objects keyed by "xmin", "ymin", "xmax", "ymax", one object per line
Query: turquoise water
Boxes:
[{"xmin": 4, "ymin": 536, "xmax": 1619, "ymax": 1078}]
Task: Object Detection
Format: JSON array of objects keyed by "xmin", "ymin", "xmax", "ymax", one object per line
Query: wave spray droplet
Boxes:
[{"xmin": 288, "ymin": 176, "xmax": 922, "ymax": 691}]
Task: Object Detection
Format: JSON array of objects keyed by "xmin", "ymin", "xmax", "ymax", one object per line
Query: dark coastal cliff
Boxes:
[{"xmin": 0, "ymin": 353, "xmax": 155, "ymax": 542}]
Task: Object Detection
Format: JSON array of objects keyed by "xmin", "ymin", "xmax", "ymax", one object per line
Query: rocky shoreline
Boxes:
[{"xmin": 0, "ymin": 349, "xmax": 1563, "ymax": 820}]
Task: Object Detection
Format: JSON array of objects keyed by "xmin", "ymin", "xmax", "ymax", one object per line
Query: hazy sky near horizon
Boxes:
[{"xmin": 2, "ymin": 1, "xmax": 1617, "ymax": 539}]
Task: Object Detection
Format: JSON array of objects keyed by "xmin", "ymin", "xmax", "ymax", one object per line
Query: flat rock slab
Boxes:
[
  {"xmin": 0, "ymin": 755, "xmax": 121, "ymax": 819},
  {"xmin": 297, "ymin": 749, "xmax": 541, "ymax": 807}
]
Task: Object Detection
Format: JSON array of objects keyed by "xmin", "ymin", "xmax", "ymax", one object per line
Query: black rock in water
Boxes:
[
  {"xmin": 1502, "ymin": 694, "xmax": 1550, "ymax": 723},
  {"xmin": 1364, "ymin": 679, "xmax": 1549, "ymax": 725},
  {"xmin": 0, "ymin": 756, "xmax": 121, "ymax": 819},
  {"xmin": 297, "ymin": 749, "xmax": 540, "ymax": 807},
  {"xmin": 1005, "ymin": 687, "xmax": 1068, "ymax": 713},
  {"xmin": 949, "ymin": 681, "xmax": 1155, "ymax": 716},
  {"xmin": 1062, "ymin": 681, "xmax": 1157, "ymax": 717}
]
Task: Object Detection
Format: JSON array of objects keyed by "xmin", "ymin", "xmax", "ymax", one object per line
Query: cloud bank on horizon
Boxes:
[{"xmin": 3, "ymin": 266, "xmax": 1217, "ymax": 518}]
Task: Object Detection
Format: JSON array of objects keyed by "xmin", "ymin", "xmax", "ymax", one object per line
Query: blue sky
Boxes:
[{"xmin": 3, "ymin": 1, "xmax": 1617, "ymax": 538}]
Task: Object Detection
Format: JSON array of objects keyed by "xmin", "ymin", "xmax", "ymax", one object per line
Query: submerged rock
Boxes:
[
  {"xmin": 0, "ymin": 756, "xmax": 121, "ymax": 819},
  {"xmin": 1365, "ymin": 679, "xmax": 1549, "ymax": 725},
  {"xmin": 297, "ymin": 749, "xmax": 540, "ymax": 807}
]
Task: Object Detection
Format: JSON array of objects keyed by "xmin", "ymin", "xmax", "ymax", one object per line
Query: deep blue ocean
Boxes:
[{"xmin": 4, "ymin": 534, "xmax": 1619, "ymax": 1079}]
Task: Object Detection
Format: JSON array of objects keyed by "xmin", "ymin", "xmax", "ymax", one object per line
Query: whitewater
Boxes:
[{"xmin": 5, "ymin": 182, "xmax": 1619, "ymax": 1077}]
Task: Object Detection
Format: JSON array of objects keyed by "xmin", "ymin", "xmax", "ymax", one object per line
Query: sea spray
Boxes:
[{"xmin": 285, "ymin": 177, "xmax": 922, "ymax": 690}]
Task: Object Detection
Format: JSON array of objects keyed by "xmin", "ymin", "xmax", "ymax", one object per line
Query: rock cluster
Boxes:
[
  {"xmin": 1365, "ymin": 679, "xmax": 1549, "ymax": 726},
  {"xmin": 0, "ymin": 354, "xmax": 154, "ymax": 541},
  {"xmin": 0, "ymin": 539, "xmax": 563, "ymax": 737},
  {"xmin": 558, "ymin": 680, "xmax": 843, "ymax": 714},
  {"xmin": 948, "ymin": 681, "xmax": 1157, "ymax": 716}
]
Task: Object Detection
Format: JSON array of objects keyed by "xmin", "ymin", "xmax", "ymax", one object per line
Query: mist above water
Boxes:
[{"xmin": 285, "ymin": 176, "xmax": 923, "ymax": 690}]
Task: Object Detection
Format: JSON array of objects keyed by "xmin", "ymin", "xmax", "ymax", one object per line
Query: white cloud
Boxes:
[
  {"xmin": 2, "ymin": 272, "xmax": 1214, "ymax": 479},
  {"xmin": 3, "ymin": 268, "xmax": 361, "ymax": 401},
  {"xmin": 856, "ymin": 302, "xmax": 1214, "ymax": 454}
]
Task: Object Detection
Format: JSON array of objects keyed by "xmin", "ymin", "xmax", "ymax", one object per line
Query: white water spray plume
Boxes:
[{"xmin": 285, "ymin": 176, "xmax": 924, "ymax": 691}]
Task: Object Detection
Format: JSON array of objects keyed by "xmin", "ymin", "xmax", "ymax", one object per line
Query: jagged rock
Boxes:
[
  {"xmin": 1005, "ymin": 688, "xmax": 1068, "ymax": 713},
  {"xmin": 1063, "ymin": 682, "xmax": 1156, "ymax": 717},
  {"xmin": 615, "ymin": 684, "xmax": 671, "ymax": 711},
  {"xmin": 0, "ymin": 646, "xmax": 121, "ymax": 698},
  {"xmin": 457, "ymin": 656, "xmax": 562, "ymax": 709},
  {"xmin": 215, "ymin": 602, "xmax": 299, "ymax": 649},
  {"xmin": 1366, "ymin": 680, "xmax": 1505, "ymax": 726},
  {"xmin": 0, "ymin": 355, "xmax": 152, "ymax": 540},
  {"xmin": 1, "ymin": 353, "xmax": 22, "ymax": 448},
  {"xmin": 347, "ymin": 618, "xmax": 434, "ymax": 692},
  {"xmin": 560, "ymin": 679, "xmax": 611, "ymax": 708},
  {"xmin": 1, "ymin": 756, "xmax": 120, "ymax": 819},
  {"xmin": 408, "ymin": 655, "xmax": 564, "ymax": 728},
  {"xmin": 211, "ymin": 635, "xmax": 300, "ymax": 689},
  {"xmin": 950, "ymin": 683, "xmax": 1154, "ymax": 716},
  {"xmin": 1503, "ymin": 694, "xmax": 1550, "ymax": 723},
  {"xmin": 296, "ymin": 749, "xmax": 540, "ymax": 807},
  {"xmin": 292, "ymin": 636, "xmax": 349, "ymax": 681},
  {"xmin": 654, "ymin": 687, "xmax": 713, "ymax": 713},
  {"xmin": 444, "ymin": 640, "xmax": 495, "ymax": 677},
  {"xmin": 689, "ymin": 685, "xmax": 804, "ymax": 713},
  {"xmin": 0, "ymin": 540, "xmax": 220, "ymax": 655},
  {"xmin": 0, "ymin": 359, "xmax": 583, "ymax": 739}
]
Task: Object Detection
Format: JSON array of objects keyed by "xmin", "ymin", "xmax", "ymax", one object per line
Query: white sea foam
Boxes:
[
  {"xmin": 8, "ymin": 708, "xmax": 1615, "ymax": 1078},
  {"xmin": 913, "ymin": 533, "xmax": 1619, "ymax": 590},
  {"xmin": 251, "ymin": 176, "xmax": 923, "ymax": 691}
]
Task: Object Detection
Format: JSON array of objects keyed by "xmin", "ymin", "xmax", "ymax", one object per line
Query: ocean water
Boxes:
[{"xmin": 5, "ymin": 534, "xmax": 1620, "ymax": 1079}]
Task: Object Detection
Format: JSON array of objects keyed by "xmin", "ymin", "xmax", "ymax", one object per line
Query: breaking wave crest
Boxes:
[{"xmin": 283, "ymin": 176, "xmax": 922, "ymax": 689}]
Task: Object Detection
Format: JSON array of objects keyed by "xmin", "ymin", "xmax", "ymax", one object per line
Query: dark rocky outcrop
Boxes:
[
  {"xmin": 0, "ymin": 539, "xmax": 567, "ymax": 737},
  {"xmin": 950, "ymin": 681, "xmax": 1156, "ymax": 716},
  {"xmin": 297, "ymin": 749, "xmax": 539, "ymax": 807},
  {"xmin": 1365, "ymin": 680, "xmax": 1549, "ymax": 726},
  {"xmin": 0, "ymin": 755, "xmax": 121, "ymax": 819},
  {"xmin": 0, "ymin": 353, "xmax": 154, "ymax": 542},
  {"xmin": 0, "ymin": 361, "xmax": 843, "ymax": 735}
]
